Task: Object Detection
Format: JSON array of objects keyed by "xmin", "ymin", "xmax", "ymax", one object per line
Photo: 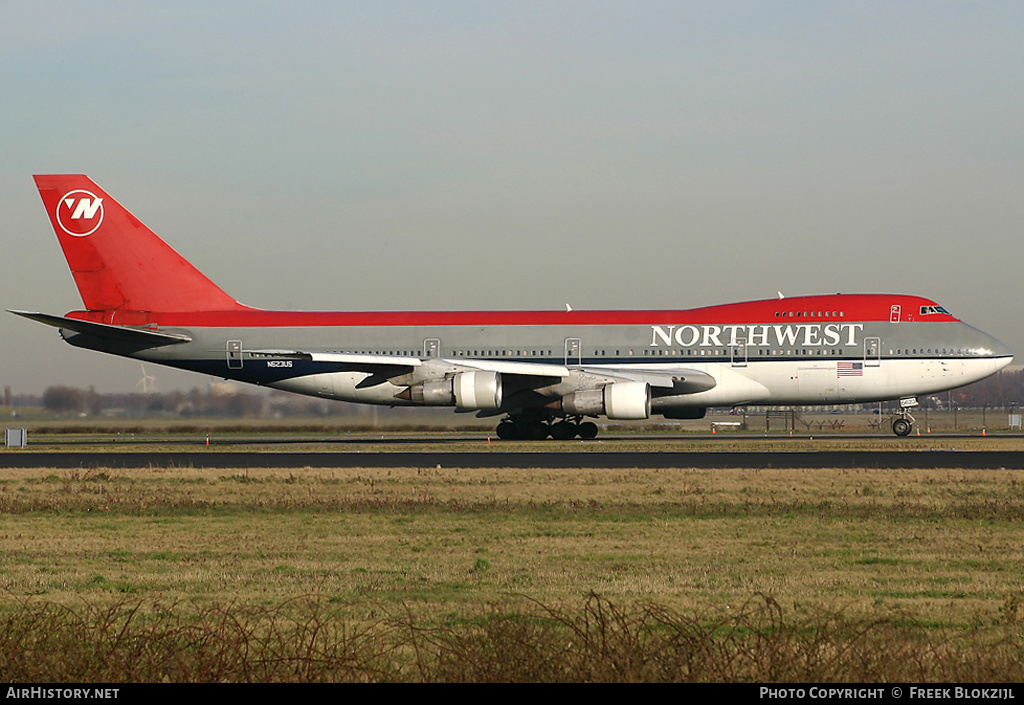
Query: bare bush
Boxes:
[{"xmin": 3, "ymin": 594, "xmax": 1019, "ymax": 683}]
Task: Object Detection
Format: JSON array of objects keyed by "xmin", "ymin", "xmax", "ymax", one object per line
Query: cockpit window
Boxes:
[{"xmin": 920, "ymin": 305, "xmax": 950, "ymax": 316}]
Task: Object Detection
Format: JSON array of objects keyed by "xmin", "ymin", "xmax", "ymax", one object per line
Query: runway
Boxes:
[{"xmin": 1, "ymin": 449, "xmax": 1022, "ymax": 469}]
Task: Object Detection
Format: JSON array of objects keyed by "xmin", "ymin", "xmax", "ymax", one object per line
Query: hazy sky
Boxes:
[{"xmin": 2, "ymin": 1, "xmax": 1022, "ymax": 394}]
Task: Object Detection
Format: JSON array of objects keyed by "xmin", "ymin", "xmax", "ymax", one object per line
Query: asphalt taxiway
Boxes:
[
  {"xmin": 1, "ymin": 449, "xmax": 1022, "ymax": 469},
  {"xmin": 3, "ymin": 430, "xmax": 1022, "ymax": 469}
]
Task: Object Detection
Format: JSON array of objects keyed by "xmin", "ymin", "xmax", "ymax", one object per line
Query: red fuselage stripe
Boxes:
[{"xmin": 63, "ymin": 294, "xmax": 959, "ymax": 328}]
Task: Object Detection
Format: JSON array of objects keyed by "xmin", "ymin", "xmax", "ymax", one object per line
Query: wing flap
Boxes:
[{"xmin": 9, "ymin": 310, "xmax": 192, "ymax": 345}]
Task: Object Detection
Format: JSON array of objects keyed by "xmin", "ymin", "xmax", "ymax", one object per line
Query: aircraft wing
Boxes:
[
  {"xmin": 250, "ymin": 349, "xmax": 570, "ymax": 375},
  {"xmin": 250, "ymin": 348, "xmax": 715, "ymax": 392},
  {"xmin": 248, "ymin": 349, "xmax": 423, "ymax": 372},
  {"xmin": 586, "ymin": 366, "xmax": 717, "ymax": 393},
  {"xmin": 444, "ymin": 361, "xmax": 717, "ymax": 393},
  {"xmin": 9, "ymin": 310, "xmax": 193, "ymax": 345},
  {"xmin": 442, "ymin": 358, "xmax": 569, "ymax": 378}
]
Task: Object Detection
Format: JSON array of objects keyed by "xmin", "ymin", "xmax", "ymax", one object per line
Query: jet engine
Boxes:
[
  {"xmin": 401, "ymin": 371, "xmax": 503, "ymax": 410},
  {"xmin": 453, "ymin": 370, "xmax": 502, "ymax": 410},
  {"xmin": 558, "ymin": 381, "xmax": 651, "ymax": 420}
]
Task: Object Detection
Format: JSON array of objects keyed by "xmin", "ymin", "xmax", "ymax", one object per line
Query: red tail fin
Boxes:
[{"xmin": 34, "ymin": 175, "xmax": 248, "ymax": 321}]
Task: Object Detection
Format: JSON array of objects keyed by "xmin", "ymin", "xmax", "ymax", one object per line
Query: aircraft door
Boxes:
[
  {"xmin": 864, "ymin": 337, "xmax": 881, "ymax": 368},
  {"xmin": 730, "ymin": 337, "xmax": 747, "ymax": 368},
  {"xmin": 227, "ymin": 340, "xmax": 243, "ymax": 369},
  {"xmin": 564, "ymin": 338, "xmax": 581, "ymax": 365},
  {"xmin": 423, "ymin": 338, "xmax": 440, "ymax": 358}
]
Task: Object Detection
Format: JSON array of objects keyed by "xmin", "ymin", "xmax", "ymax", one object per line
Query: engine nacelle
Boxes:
[
  {"xmin": 452, "ymin": 371, "xmax": 503, "ymax": 410},
  {"xmin": 604, "ymin": 381, "xmax": 651, "ymax": 420},
  {"xmin": 560, "ymin": 389, "xmax": 605, "ymax": 416},
  {"xmin": 559, "ymin": 382, "xmax": 651, "ymax": 420},
  {"xmin": 399, "ymin": 371, "xmax": 502, "ymax": 410},
  {"xmin": 417, "ymin": 378, "xmax": 459, "ymax": 406}
]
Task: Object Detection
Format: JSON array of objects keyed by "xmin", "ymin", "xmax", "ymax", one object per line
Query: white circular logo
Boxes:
[{"xmin": 56, "ymin": 190, "xmax": 104, "ymax": 237}]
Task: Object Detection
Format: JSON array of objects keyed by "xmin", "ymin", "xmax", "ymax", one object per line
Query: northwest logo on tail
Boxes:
[{"xmin": 56, "ymin": 190, "xmax": 104, "ymax": 237}]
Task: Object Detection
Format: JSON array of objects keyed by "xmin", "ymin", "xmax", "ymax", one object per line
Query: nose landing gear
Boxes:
[
  {"xmin": 891, "ymin": 398, "xmax": 919, "ymax": 437},
  {"xmin": 892, "ymin": 416, "xmax": 913, "ymax": 436}
]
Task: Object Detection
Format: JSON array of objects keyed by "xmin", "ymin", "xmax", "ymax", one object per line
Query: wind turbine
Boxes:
[{"xmin": 135, "ymin": 364, "xmax": 158, "ymax": 394}]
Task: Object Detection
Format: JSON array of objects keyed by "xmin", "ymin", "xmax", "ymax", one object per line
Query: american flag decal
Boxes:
[{"xmin": 837, "ymin": 361, "xmax": 863, "ymax": 377}]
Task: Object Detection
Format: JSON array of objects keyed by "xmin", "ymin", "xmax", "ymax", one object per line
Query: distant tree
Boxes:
[
  {"xmin": 42, "ymin": 386, "xmax": 87, "ymax": 414},
  {"xmin": 955, "ymin": 369, "xmax": 1023, "ymax": 409},
  {"xmin": 86, "ymin": 386, "xmax": 102, "ymax": 415}
]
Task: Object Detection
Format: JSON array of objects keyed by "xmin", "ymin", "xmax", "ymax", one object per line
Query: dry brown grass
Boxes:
[
  {"xmin": 0, "ymin": 593, "xmax": 1021, "ymax": 682},
  {"xmin": 0, "ymin": 463, "xmax": 1022, "ymax": 681}
]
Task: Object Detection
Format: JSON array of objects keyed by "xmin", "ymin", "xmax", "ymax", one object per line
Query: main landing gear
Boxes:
[{"xmin": 495, "ymin": 414, "xmax": 599, "ymax": 441}]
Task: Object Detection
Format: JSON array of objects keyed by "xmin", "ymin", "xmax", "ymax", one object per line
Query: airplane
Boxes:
[{"xmin": 11, "ymin": 174, "xmax": 1013, "ymax": 440}]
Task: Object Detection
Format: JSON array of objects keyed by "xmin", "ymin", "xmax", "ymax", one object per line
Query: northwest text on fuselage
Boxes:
[{"xmin": 649, "ymin": 323, "xmax": 865, "ymax": 349}]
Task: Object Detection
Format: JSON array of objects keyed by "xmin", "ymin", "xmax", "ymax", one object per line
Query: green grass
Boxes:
[{"xmin": 0, "ymin": 463, "xmax": 1023, "ymax": 681}]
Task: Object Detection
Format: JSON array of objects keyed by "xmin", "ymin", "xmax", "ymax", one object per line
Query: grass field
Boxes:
[{"xmin": 0, "ymin": 444, "xmax": 1022, "ymax": 681}]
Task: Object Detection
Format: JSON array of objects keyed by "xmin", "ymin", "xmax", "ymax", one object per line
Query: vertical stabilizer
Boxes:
[{"xmin": 33, "ymin": 175, "xmax": 248, "ymax": 320}]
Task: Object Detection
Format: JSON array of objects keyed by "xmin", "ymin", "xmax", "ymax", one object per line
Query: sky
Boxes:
[{"xmin": 2, "ymin": 1, "xmax": 1023, "ymax": 395}]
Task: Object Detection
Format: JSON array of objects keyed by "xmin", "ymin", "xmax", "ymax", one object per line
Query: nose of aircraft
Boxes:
[
  {"xmin": 993, "ymin": 341, "xmax": 1014, "ymax": 370},
  {"xmin": 949, "ymin": 321, "xmax": 1013, "ymax": 378},
  {"xmin": 984, "ymin": 331, "xmax": 1013, "ymax": 363},
  {"xmin": 975, "ymin": 326, "xmax": 1013, "ymax": 370}
]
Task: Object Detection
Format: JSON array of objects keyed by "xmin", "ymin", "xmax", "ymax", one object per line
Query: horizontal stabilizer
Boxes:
[{"xmin": 9, "ymin": 310, "xmax": 192, "ymax": 345}]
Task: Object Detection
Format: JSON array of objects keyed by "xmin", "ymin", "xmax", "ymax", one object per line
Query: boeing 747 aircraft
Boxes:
[{"xmin": 12, "ymin": 175, "xmax": 1013, "ymax": 439}]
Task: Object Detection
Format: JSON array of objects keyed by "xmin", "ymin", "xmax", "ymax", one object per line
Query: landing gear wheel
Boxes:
[
  {"xmin": 550, "ymin": 421, "xmax": 577, "ymax": 440},
  {"xmin": 578, "ymin": 421, "xmax": 599, "ymax": 440},
  {"xmin": 496, "ymin": 421, "xmax": 518, "ymax": 440},
  {"xmin": 495, "ymin": 417, "xmax": 550, "ymax": 440},
  {"xmin": 892, "ymin": 418, "xmax": 912, "ymax": 437},
  {"xmin": 524, "ymin": 422, "xmax": 549, "ymax": 441}
]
